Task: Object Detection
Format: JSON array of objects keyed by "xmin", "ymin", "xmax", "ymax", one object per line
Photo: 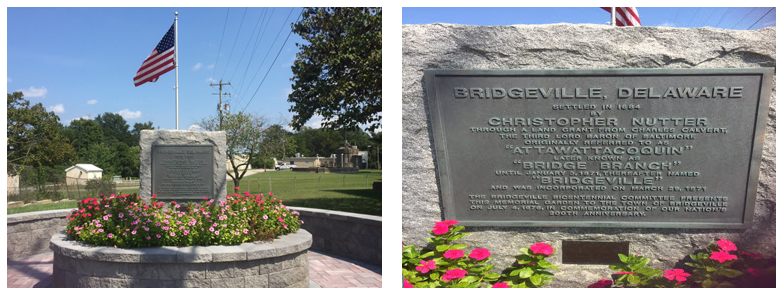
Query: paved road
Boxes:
[{"xmin": 8, "ymin": 250, "xmax": 381, "ymax": 288}]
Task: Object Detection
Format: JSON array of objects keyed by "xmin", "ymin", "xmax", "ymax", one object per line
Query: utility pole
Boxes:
[{"xmin": 211, "ymin": 79, "xmax": 231, "ymax": 129}]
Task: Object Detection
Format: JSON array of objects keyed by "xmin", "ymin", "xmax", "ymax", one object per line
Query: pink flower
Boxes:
[
  {"xmin": 492, "ymin": 282, "xmax": 510, "ymax": 288},
  {"xmin": 710, "ymin": 251, "xmax": 738, "ymax": 263},
  {"xmin": 170, "ymin": 232, "xmax": 175, "ymax": 237},
  {"xmin": 415, "ymin": 260, "xmax": 437, "ymax": 273},
  {"xmin": 441, "ymin": 268, "xmax": 467, "ymax": 282},
  {"xmin": 442, "ymin": 220, "xmax": 459, "ymax": 226},
  {"xmin": 663, "ymin": 269, "xmax": 691, "ymax": 284},
  {"xmin": 741, "ymin": 251, "xmax": 763, "ymax": 258},
  {"xmin": 403, "ymin": 278, "xmax": 413, "ymax": 288},
  {"xmin": 147, "ymin": 236, "xmax": 151, "ymax": 240},
  {"xmin": 235, "ymin": 187, "xmax": 239, "ymax": 190},
  {"xmin": 443, "ymin": 249, "xmax": 464, "ymax": 259},
  {"xmin": 432, "ymin": 222, "xmax": 449, "ymax": 235},
  {"xmin": 588, "ymin": 279, "xmax": 613, "ymax": 288},
  {"xmin": 746, "ymin": 268, "xmax": 762, "ymax": 277},
  {"xmin": 614, "ymin": 271, "xmax": 635, "ymax": 275},
  {"xmin": 469, "ymin": 248, "xmax": 491, "ymax": 260},
  {"xmin": 215, "ymin": 231, "xmax": 220, "ymax": 235},
  {"xmin": 263, "ymin": 215, "xmax": 268, "ymax": 220},
  {"xmin": 530, "ymin": 243, "xmax": 554, "ymax": 255},
  {"xmin": 716, "ymin": 239, "xmax": 737, "ymax": 252},
  {"xmin": 107, "ymin": 233, "xmax": 113, "ymax": 238}
]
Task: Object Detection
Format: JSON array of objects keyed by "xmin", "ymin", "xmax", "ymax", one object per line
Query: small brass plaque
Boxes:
[{"xmin": 562, "ymin": 241, "xmax": 629, "ymax": 264}]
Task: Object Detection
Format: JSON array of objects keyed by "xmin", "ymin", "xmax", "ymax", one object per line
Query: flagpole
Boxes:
[
  {"xmin": 611, "ymin": 7, "xmax": 616, "ymax": 27},
  {"xmin": 175, "ymin": 11, "xmax": 179, "ymax": 130}
]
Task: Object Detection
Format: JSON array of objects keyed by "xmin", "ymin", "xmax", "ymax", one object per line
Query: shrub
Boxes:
[
  {"xmin": 85, "ymin": 178, "xmax": 116, "ymax": 199},
  {"xmin": 65, "ymin": 191, "xmax": 302, "ymax": 248},
  {"xmin": 402, "ymin": 220, "xmax": 557, "ymax": 288},
  {"xmin": 590, "ymin": 238, "xmax": 775, "ymax": 288}
]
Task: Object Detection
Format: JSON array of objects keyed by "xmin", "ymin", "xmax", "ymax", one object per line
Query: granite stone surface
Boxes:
[
  {"xmin": 402, "ymin": 23, "xmax": 776, "ymax": 287},
  {"xmin": 139, "ymin": 130, "xmax": 227, "ymax": 203}
]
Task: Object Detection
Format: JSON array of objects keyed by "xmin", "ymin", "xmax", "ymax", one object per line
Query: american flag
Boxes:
[
  {"xmin": 601, "ymin": 7, "xmax": 641, "ymax": 27},
  {"xmin": 134, "ymin": 23, "xmax": 176, "ymax": 87}
]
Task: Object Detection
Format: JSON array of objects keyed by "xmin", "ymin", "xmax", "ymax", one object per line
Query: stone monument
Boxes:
[
  {"xmin": 139, "ymin": 130, "xmax": 227, "ymax": 203},
  {"xmin": 402, "ymin": 24, "xmax": 776, "ymax": 287}
]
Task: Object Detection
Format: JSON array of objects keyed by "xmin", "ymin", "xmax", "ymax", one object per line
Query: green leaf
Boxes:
[
  {"xmin": 717, "ymin": 268, "xmax": 745, "ymax": 278},
  {"xmin": 618, "ymin": 253, "xmax": 629, "ymax": 263},
  {"xmin": 436, "ymin": 245, "xmax": 450, "ymax": 252},
  {"xmin": 461, "ymin": 276, "xmax": 478, "ymax": 283},
  {"xmin": 702, "ymin": 279, "xmax": 717, "ymax": 288},
  {"xmin": 420, "ymin": 251, "xmax": 434, "ymax": 258},
  {"xmin": 609, "ymin": 263, "xmax": 627, "ymax": 272},
  {"xmin": 684, "ymin": 262, "xmax": 698, "ymax": 267},
  {"xmin": 529, "ymin": 273, "xmax": 542, "ymax": 285},
  {"xmin": 636, "ymin": 267, "xmax": 662, "ymax": 277},
  {"xmin": 485, "ymin": 273, "xmax": 501, "ymax": 280},
  {"xmin": 450, "ymin": 244, "xmax": 468, "ymax": 250},
  {"xmin": 628, "ymin": 274, "xmax": 641, "ymax": 284},
  {"xmin": 430, "ymin": 272, "xmax": 440, "ymax": 280},
  {"xmin": 518, "ymin": 268, "xmax": 534, "ymax": 279},
  {"xmin": 510, "ymin": 269, "xmax": 521, "ymax": 277},
  {"xmin": 518, "ymin": 248, "xmax": 531, "ymax": 255},
  {"xmin": 536, "ymin": 259, "xmax": 558, "ymax": 271},
  {"xmin": 516, "ymin": 256, "xmax": 534, "ymax": 264}
]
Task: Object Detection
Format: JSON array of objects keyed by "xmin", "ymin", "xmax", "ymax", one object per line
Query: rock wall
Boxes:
[{"xmin": 402, "ymin": 23, "xmax": 776, "ymax": 287}]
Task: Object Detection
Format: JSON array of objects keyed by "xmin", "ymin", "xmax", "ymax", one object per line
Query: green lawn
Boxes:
[{"xmin": 8, "ymin": 170, "xmax": 382, "ymax": 216}]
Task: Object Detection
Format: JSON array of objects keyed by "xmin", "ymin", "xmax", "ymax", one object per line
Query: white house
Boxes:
[{"xmin": 65, "ymin": 164, "xmax": 103, "ymax": 185}]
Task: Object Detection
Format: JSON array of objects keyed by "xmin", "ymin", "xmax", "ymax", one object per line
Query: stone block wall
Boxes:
[
  {"xmin": 49, "ymin": 230, "xmax": 312, "ymax": 288},
  {"xmin": 402, "ymin": 24, "xmax": 775, "ymax": 287},
  {"xmin": 7, "ymin": 209, "xmax": 71, "ymax": 260},
  {"xmin": 292, "ymin": 207, "xmax": 382, "ymax": 266}
]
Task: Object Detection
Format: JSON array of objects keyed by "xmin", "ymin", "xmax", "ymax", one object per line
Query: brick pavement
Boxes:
[{"xmin": 8, "ymin": 250, "xmax": 381, "ymax": 288}]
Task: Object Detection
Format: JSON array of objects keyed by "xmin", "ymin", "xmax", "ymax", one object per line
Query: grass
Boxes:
[
  {"xmin": 7, "ymin": 169, "xmax": 382, "ymax": 216},
  {"xmin": 7, "ymin": 201, "xmax": 79, "ymax": 214}
]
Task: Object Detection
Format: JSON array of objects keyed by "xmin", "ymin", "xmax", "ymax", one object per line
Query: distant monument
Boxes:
[{"xmin": 139, "ymin": 130, "xmax": 227, "ymax": 203}]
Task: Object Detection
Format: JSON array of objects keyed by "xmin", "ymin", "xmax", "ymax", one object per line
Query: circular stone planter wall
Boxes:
[{"xmin": 49, "ymin": 229, "xmax": 311, "ymax": 288}]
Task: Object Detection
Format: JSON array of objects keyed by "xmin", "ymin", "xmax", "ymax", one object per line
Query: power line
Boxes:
[
  {"xmin": 235, "ymin": 8, "xmax": 274, "ymax": 102},
  {"xmin": 747, "ymin": 7, "xmax": 775, "ymax": 30},
  {"xmin": 211, "ymin": 8, "xmax": 231, "ymax": 80},
  {"xmin": 230, "ymin": 8, "xmax": 267, "ymax": 82},
  {"xmin": 236, "ymin": 8, "xmax": 293, "ymax": 107},
  {"xmin": 704, "ymin": 7, "xmax": 722, "ymax": 27},
  {"xmin": 714, "ymin": 7, "xmax": 731, "ymax": 28},
  {"xmin": 685, "ymin": 7, "xmax": 701, "ymax": 27},
  {"xmin": 241, "ymin": 8, "xmax": 303, "ymax": 113},
  {"xmin": 221, "ymin": 8, "xmax": 248, "ymax": 79},
  {"xmin": 731, "ymin": 7, "xmax": 757, "ymax": 29}
]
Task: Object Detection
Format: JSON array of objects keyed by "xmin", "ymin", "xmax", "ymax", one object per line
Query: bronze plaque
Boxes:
[
  {"xmin": 425, "ymin": 68, "xmax": 773, "ymax": 228},
  {"xmin": 151, "ymin": 145, "xmax": 214, "ymax": 201},
  {"xmin": 561, "ymin": 241, "xmax": 629, "ymax": 264}
]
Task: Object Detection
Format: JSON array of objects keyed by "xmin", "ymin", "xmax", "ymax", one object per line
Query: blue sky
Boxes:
[
  {"xmin": 402, "ymin": 7, "xmax": 776, "ymax": 29},
  {"xmin": 6, "ymin": 7, "xmax": 329, "ymax": 131}
]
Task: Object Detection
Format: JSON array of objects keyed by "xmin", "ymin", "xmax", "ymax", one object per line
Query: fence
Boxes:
[
  {"xmin": 6, "ymin": 176, "xmax": 118, "ymax": 204},
  {"xmin": 233, "ymin": 174, "xmax": 381, "ymax": 194}
]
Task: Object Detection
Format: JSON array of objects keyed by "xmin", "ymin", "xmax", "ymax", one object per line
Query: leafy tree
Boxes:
[
  {"xmin": 198, "ymin": 112, "xmax": 268, "ymax": 193},
  {"xmin": 7, "ymin": 92, "xmax": 76, "ymax": 175},
  {"xmin": 94, "ymin": 112, "xmax": 133, "ymax": 147},
  {"xmin": 63, "ymin": 118, "xmax": 104, "ymax": 159},
  {"xmin": 291, "ymin": 127, "xmax": 343, "ymax": 158},
  {"xmin": 81, "ymin": 142, "xmax": 118, "ymax": 177},
  {"xmin": 288, "ymin": 7, "xmax": 382, "ymax": 132}
]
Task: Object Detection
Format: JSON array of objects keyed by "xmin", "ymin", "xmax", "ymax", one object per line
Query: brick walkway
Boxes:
[{"xmin": 8, "ymin": 250, "xmax": 381, "ymax": 288}]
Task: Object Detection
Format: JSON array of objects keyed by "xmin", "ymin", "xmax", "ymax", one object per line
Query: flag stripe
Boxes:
[
  {"xmin": 134, "ymin": 49, "xmax": 175, "ymax": 83},
  {"xmin": 601, "ymin": 7, "xmax": 641, "ymax": 27},
  {"xmin": 134, "ymin": 23, "xmax": 176, "ymax": 87}
]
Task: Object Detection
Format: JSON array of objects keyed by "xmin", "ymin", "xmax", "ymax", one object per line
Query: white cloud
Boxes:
[
  {"xmin": 18, "ymin": 86, "xmax": 48, "ymax": 98},
  {"xmin": 659, "ymin": 22, "xmax": 675, "ymax": 27},
  {"xmin": 205, "ymin": 77, "xmax": 218, "ymax": 83},
  {"xmin": 206, "ymin": 64, "xmax": 215, "ymax": 69},
  {"xmin": 65, "ymin": 115, "xmax": 90, "ymax": 125},
  {"xmin": 116, "ymin": 109, "xmax": 142, "ymax": 119},
  {"xmin": 7, "ymin": 77, "xmax": 11, "ymax": 83},
  {"xmin": 188, "ymin": 124, "xmax": 204, "ymax": 132},
  {"xmin": 285, "ymin": 87, "xmax": 293, "ymax": 96},
  {"xmin": 192, "ymin": 63, "xmax": 203, "ymax": 71},
  {"xmin": 47, "ymin": 103, "xmax": 65, "ymax": 113},
  {"xmin": 87, "ymin": 100, "xmax": 98, "ymax": 105}
]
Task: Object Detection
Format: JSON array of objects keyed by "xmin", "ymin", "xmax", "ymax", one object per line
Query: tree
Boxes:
[
  {"xmin": 7, "ymin": 92, "xmax": 76, "ymax": 175},
  {"xmin": 198, "ymin": 112, "xmax": 267, "ymax": 193},
  {"xmin": 94, "ymin": 112, "xmax": 133, "ymax": 147},
  {"xmin": 63, "ymin": 118, "xmax": 104, "ymax": 159},
  {"xmin": 288, "ymin": 7, "xmax": 382, "ymax": 132}
]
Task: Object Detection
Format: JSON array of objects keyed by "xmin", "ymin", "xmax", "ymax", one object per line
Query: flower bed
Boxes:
[
  {"xmin": 50, "ymin": 229, "xmax": 312, "ymax": 287},
  {"xmin": 51, "ymin": 191, "xmax": 312, "ymax": 287}
]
